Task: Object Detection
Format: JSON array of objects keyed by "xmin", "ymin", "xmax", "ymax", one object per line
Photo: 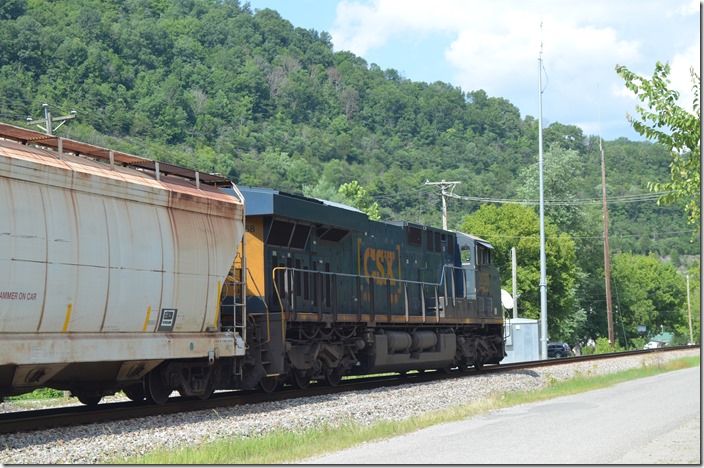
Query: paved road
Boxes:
[{"xmin": 303, "ymin": 367, "xmax": 700, "ymax": 464}]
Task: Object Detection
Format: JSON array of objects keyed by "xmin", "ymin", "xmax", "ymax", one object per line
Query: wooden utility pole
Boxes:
[
  {"xmin": 27, "ymin": 103, "xmax": 76, "ymax": 135},
  {"xmin": 424, "ymin": 180, "xmax": 460, "ymax": 230},
  {"xmin": 599, "ymin": 138, "xmax": 615, "ymax": 347}
]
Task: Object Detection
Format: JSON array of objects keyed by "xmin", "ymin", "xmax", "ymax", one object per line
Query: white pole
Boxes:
[
  {"xmin": 538, "ymin": 35, "xmax": 548, "ymax": 360},
  {"xmin": 512, "ymin": 247, "xmax": 518, "ymax": 320},
  {"xmin": 687, "ymin": 275, "xmax": 693, "ymax": 345}
]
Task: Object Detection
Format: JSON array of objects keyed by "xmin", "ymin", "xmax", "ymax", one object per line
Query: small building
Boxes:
[
  {"xmin": 649, "ymin": 331, "xmax": 674, "ymax": 344},
  {"xmin": 503, "ymin": 318, "xmax": 540, "ymax": 363}
]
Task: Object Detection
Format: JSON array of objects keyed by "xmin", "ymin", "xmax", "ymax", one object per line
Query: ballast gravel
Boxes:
[{"xmin": 0, "ymin": 349, "xmax": 698, "ymax": 464}]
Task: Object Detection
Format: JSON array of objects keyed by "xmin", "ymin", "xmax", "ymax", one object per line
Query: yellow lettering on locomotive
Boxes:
[
  {"xmin": 358, "ymin": 242, "xmax": 403, "ymax": 304},
  {"xmin": 364, "ymin": 247, "xmax": 397, "ymax": 285}
]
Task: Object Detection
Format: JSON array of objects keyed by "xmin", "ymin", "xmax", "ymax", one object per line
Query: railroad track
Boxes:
[{"xmin": 0, "ymin": 346, "xmax": 694, "ymax": 435}]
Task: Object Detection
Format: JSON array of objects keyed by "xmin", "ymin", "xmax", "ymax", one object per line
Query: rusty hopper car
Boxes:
[
  {"xmin": 0, "ymin": 123, "xmax": 246, "ymax": 405},
  {"xmin": 226, "ymin": 186, "xmax": 505, "ymax": 392}
]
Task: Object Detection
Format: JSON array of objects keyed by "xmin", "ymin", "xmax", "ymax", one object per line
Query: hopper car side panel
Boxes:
[{"xmin": 0, "ymin": 128, "xmax": 245, "ymax": 401}]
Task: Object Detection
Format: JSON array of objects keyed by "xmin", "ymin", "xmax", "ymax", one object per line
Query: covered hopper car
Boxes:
[{"xmin": 0, "ymin": 123, "xmax": 505, "ymax": 405}]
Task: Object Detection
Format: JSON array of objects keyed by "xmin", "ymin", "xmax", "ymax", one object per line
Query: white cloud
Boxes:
[
  {"xmin": 330, "ymin": 0, "xmax": 699, "ymax": 138},
  {"xmin": 670, "ymin": 43, "xmax": 701, "ymax": 113}
]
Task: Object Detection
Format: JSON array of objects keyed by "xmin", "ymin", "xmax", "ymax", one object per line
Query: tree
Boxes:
[
  {"xmin": 616, "ymin": 62, "xmax": 700, "ymax": 231},
  {"xmin": 610, "ymin": 252, "xmax": 688, "ymax": 347},
  {"xmin": 338, "ymin": 181, "xmax": 381, "ymax": 220},
  {"xmin": 460, "ymin": 204, "xmax": 578, "ymax": 339}
]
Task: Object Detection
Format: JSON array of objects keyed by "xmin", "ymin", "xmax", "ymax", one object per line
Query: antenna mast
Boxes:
[{"xmin": 538, "ymin": 23, "xmax": 548, "ymax": 360}]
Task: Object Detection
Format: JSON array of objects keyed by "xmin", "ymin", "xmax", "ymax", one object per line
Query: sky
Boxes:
[{"xmin": 246, "ymin": 0, "xmax": 700, "ymax": 141}]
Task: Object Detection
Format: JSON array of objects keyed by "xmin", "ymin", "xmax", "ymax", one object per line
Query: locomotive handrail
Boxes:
[
  {"xmin": 271, "ymin": 266, "xmax": 289, "ymax": 347},
  {"xmin": 271, "ymin": 266, "xmax": 457, "ymax": 322},
  {"xmin": 245, "ymin": 266, "xmax": 271, "ymax": 344}
]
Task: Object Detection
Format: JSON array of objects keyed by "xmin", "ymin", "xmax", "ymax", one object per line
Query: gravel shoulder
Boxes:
[{"xmin": 0, "ymin": 349, "xmax": 699, "ymax": 464}]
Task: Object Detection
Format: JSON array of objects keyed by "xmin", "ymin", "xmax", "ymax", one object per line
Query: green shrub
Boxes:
[
  {"xmin": 594, "ymin": 337, "xmax": 625, "ymax": 354},
  {"xmin": 6, "ymin": 388, "xmax": 64, "ymax": 401}
]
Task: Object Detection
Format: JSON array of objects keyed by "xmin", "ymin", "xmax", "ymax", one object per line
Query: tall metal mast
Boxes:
[{"xmin": 538, "ymin": 30, "xmax": 548, "ymax": 359}]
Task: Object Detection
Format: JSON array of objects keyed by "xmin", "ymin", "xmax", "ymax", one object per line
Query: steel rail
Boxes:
[{"xmin": 0, "ymin": 346, "xmax": 696, "ymax": 435}]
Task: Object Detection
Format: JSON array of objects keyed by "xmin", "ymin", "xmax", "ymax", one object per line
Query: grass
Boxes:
[
  {"xmin": 116, "ymin": 355, "xmax": 699, "ymax": 465},
  {"xmin": 6, "ymin": 387, "xmax": 65, "ymax": 401}
]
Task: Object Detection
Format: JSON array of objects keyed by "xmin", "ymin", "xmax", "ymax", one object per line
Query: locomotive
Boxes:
[{"xmin": 0, "ymin": 123, "xmax": 505, "ymax": 405}]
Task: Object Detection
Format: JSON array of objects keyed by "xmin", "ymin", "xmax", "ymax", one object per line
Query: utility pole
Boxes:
[
  {"xmin": 599, "ymin": 137, "xmax": 615, "ymax": 347},
  {"xmin": 424, "ymin": 180, "xmax": 460, "ymax": 230},
  {"xmin": 686, "ymin": 274, "xmax": 693, "ymax": 345},
  {"xmin": 27, "ymin": 103, "xmax": 76, "ymax": 135}
]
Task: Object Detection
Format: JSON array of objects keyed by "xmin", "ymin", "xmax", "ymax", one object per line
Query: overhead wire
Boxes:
[{"xmin": 440, "ymin": 190, "xmax": 673, "ymax": 206}]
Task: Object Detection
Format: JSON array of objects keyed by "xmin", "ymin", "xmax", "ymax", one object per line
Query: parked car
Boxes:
[
  {"xmin": 548, "ymin": 342, "xmax": 571, "ymax": 358},
  {"xmin": 644, "ymin": 341, "xmax": 666, "ymax": 349}
]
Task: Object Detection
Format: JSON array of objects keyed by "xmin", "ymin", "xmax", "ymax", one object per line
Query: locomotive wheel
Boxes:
[
  {"xmin": 146, "ymin": 371, "xmax": 171, "ymax": 405},
  {"xmin": 291, "ymin": 370, "xmax": 311, "ymax": 389},
  {"xmin": 473, "ymin": 359, "xmax": 484, "ymax": 371},
  {"xmin": 258, "ymin": 376, "xmax": 280, "ymax": 394},
  {"xmin": 324, "ymin": 368, "xmax": 343, "ymax": 387},
  {"xmin": 123, "ymin": 383, "xmax": 146, "ymax": 402}
]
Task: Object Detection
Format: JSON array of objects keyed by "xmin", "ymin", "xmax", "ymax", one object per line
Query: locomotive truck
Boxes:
[{"xmin": 0, "ymin": 123, "xmax": 505, "ymax": 405}]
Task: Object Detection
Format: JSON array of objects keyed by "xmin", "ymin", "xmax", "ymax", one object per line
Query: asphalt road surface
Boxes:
[{"xmin": 303, "ymin": 367, "xmax": 700, "ymax": 464}]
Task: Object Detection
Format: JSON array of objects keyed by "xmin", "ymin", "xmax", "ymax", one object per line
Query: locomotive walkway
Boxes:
[{"xmin": 303, "ymin": 366, "xmax": 700, "ymax": 464}]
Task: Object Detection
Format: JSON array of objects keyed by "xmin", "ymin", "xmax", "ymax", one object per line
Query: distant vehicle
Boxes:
[
  {"xmin": 548, "ymin": 342, "xmax": 571, "ymax": 358},
  {"xmin": 644, "ymin": 341, "xmax": 667, "ymax": 349}
]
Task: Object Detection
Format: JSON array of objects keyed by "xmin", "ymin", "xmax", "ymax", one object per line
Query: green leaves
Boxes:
[
  {"xmin": 616, "ymin": 62, "xmax": 700, "ymax": 230},
  {"xmin": 460, "ymin": 204, "xmax": 578, "ymax": 339},
  {"xmin": 611, "ymin": 252, "xmax": 689, "ymax": 343}
]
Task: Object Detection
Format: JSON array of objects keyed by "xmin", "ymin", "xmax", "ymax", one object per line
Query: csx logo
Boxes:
[
  {"xmin": 362, "ymin": 246, "xmax": 403, "ymax": 305},
  {"xmin": 363, "ymin": 247, "xmax": 398, "ymax": 285}
]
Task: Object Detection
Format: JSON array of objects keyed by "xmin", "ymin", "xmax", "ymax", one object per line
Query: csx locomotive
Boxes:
[{"xmin": 0, "ymin": 123, "xmax": 505, "ymax": 405}]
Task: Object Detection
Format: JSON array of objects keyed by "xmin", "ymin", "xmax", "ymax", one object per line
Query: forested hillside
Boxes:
[{"xmin": 0, "ymin": 0, "xmax": 698, "ymax": 343}]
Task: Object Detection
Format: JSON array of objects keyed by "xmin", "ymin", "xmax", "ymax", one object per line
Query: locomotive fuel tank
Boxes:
[{"xmin": 0, "ymin": 124, "xmax": 245, "ymax": 398}]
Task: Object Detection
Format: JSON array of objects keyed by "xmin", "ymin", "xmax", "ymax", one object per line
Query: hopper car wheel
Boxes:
[
  {"xmin": 473, "ymin": 360, "xmax": 484, "ymax": 371},
  {"xmin": 291, "ymin": 370, "xmax": 311, "ymax": 389},
  {"xmin": 198, "ymin": 384, "xmax": 214, "ymax": 400},
  {"xmin": 258, "ymin": 376, "xmax": 280, "ymax": 394},
  {"xmin": 123, "ymin": 383, "xmax": 146, "ymax": 402},
  {"xmin": 146, "ymin": 371, "xmax": 171, "ymax": 405},
  {"xmin": 77, "ymin": 394, "xmax": 101, "ymax": 406}
]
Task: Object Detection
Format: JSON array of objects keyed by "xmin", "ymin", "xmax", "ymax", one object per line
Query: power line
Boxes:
[
  {"xmin": 440, "ymin": 190, "xmax": 672, "ymax": 206},
  {"xmin": 462, "ymin": 229, "xmax": 698, "ymax": 241}
]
